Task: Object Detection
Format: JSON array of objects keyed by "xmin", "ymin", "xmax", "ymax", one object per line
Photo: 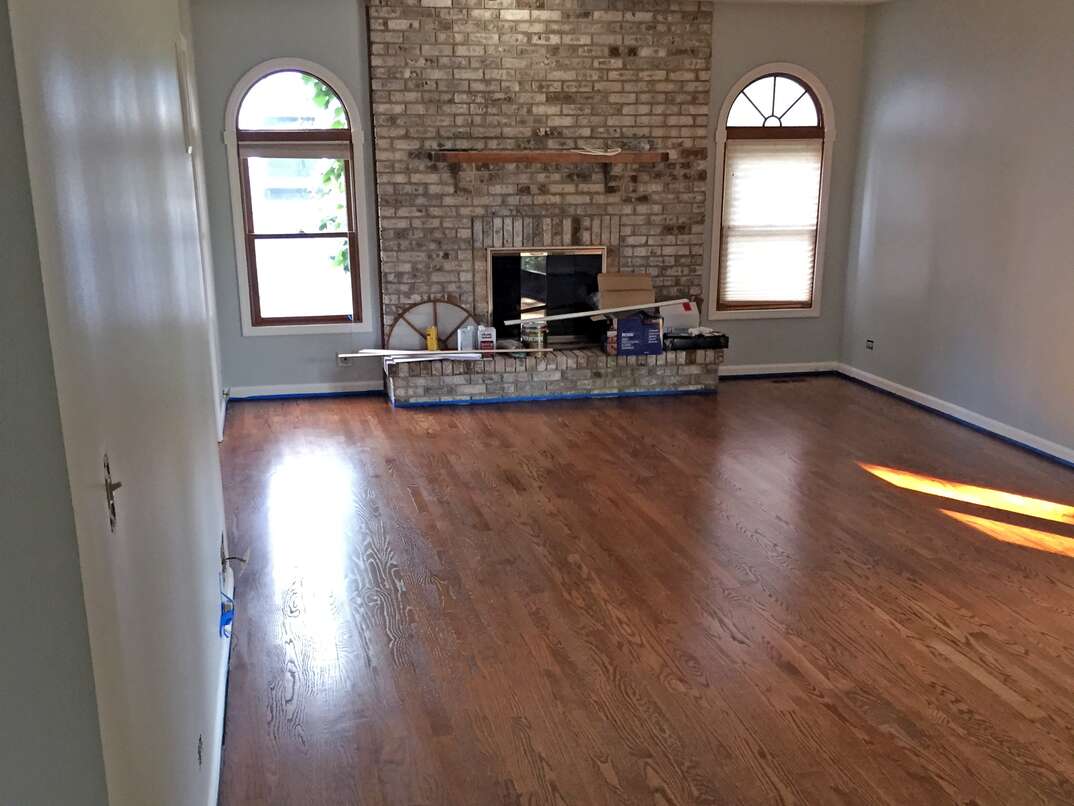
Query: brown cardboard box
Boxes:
[
  {"xmin": 597, "ymin": 290, "xmax": 657, "ymax": 308},
  {"xmin": 596, "ymin": 272, "xmax": 655, "ymax": 310},
  {"xmin": 598, "ymin": 272, "xmax": 653, "ymax": 292}
]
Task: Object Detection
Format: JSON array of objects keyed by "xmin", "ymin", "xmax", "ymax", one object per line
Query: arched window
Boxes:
[
  {"xmin": 225, "ymin": 60, "xmax": 365, "ymax": 332},
  {"xmin": 712, "ymin": 64, "xmax": 835, "ymax": 318}
]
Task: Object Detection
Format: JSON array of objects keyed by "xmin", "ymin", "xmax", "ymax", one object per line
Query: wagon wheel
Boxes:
[{"xmin": 386, "ymin": 300, "xmax": 478, "ymax": 351}]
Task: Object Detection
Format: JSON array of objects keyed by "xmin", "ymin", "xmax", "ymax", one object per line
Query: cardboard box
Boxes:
[
  {"xmin": 612, "ymin": 314, "xmax": 663, "ymax": 356},
  {"xmin": 659, "ymin": 300, "xmax": 700, "ymax": 331},
  {"xmin": 597, "ymin": 290, "xmax": 657, "ymax": 309},
  {"xmin": 595, "ymin": 272, "xmax": 655, "ymax": 310},
  {"xmin": 598, "ymin": 272, "xmax": 653, "ymax": 292}
]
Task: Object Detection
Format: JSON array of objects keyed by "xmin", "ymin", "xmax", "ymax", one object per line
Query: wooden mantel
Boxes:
[{"xmin": 431, "ymin": 149, "xmax": 670, "ymax": 165}]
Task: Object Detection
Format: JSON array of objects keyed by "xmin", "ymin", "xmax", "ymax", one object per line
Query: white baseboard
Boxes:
[
  {"xmin": 835, "ymin": 363, "xmax": 1074, "ymax": 466},
  {"xmin": 227, "ymin": 380, "xmax": 384, "ymax": 400},
  {"xmin": 721, "ymin": 361, "xmax": 837, "ymax": 377},
  {"xmin": 216, "ymin": 395, "xmax": 227, "ymax": 443}
]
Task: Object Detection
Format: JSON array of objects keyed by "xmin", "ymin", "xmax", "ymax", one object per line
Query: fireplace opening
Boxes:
[{"xmin": 489, "ymin": 246, "xmax": 605, "ymax": 345}]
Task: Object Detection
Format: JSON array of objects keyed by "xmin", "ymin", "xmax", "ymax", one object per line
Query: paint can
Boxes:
[{"xmin": 521, "ymin": 321, "xmax": 548, "ymax": 350}]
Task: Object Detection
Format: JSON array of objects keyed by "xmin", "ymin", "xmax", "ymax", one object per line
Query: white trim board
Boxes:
[
  {"xmin": 227, "ymin": 380, "xmax": 384, "ymax": 400},
  {"xmin": 502, "ymin": 299, "xmax": 691, "ymax": 326},
  {"xmin": 834, "ymin": 364, "xmax": 1074, "ymax": 467},
  {"xmin": 216, "ymin": 393, "xmax": 228, "ymax": 443}
]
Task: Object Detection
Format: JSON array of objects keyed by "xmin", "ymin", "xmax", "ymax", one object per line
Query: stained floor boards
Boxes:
[{"xmin": 218, "ymin": 377, "xmax": 1074, "ymax": 805}]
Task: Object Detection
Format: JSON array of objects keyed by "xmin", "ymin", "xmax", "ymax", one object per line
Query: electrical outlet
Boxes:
[{"xmin": 866, "ymin": 339, "xmax": 875, "ymax": 351}]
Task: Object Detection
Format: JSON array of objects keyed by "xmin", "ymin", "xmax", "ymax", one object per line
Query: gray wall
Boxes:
[
  {"xmin": 706, "ymin": 2, "xmax": 867, "ymax": 367},
  {"xmin": 191, "ymin": 0, "xmax": 382, "ymax": 392},
  {"xmin": 844, "ymin": 0, "xmax": 1074, "ymax": 449},
  {"xmin": 0, "ymin": 0, "xmax": 108, "ymax": 801}
]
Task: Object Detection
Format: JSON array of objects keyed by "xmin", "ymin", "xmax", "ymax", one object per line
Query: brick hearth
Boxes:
[{"xmin": 384, "ymin": 347, "xmax": 724, "ymax": 407}]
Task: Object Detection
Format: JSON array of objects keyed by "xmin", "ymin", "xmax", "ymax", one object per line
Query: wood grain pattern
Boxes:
[{"xmin": 218, "ymin": 377, "xmax": 1074, "ymax": 805}]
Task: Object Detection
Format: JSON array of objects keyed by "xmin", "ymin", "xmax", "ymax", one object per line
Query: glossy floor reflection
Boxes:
[{"xmin": 218, "ymin": 378, "xmax": 1074, "ymax": 805}]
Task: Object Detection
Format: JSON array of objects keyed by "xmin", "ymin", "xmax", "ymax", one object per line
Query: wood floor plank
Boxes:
[{"xmin": 218, "ymin": 378, "xmax": 1074, "ymax": 805}]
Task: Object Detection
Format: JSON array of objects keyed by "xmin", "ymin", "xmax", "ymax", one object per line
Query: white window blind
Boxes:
[{"xmin": 718, "ymin": 138, "xmax": 823, "ymax": 309}]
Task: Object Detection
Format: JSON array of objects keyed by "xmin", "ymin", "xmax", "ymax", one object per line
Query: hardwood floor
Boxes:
[{"xmin": 217, "ymin": 377, "xmax": 1074, "ymax": 805}]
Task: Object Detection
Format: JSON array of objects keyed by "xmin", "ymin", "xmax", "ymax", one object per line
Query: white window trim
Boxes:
[
  {"xmin": 224, "ymin": 57, "xmax": 375, "ymax": 337},
  {"xmin": 709, "ymin": 63, "xmax": 837, "ymax": 321}
]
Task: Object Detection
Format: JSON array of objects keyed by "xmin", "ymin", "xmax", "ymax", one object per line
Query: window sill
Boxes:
[
  {"xmin": 709, "ymin": 306, "xmax": 821, "ymax": 321},
  {"xmin": 242, "ymin": 320, "xmax": 374, "ymax": 337}
]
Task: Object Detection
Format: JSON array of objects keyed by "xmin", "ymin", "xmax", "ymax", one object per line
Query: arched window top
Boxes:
[
  {"xmin": 238, "ymin": 69, "xmax": 349, "ymax": 132},
  {"xmin": 727, "ymin": 74, "xmax": 821, "ymax": 129}
]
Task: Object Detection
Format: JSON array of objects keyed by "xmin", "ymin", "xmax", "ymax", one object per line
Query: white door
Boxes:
[{"xmin": 10, "ymin": 0, "xmax": 231, "ymax": 803}]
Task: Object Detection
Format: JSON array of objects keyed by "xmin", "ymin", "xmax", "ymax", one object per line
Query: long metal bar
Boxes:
[{"xmin": 502, "ymin": 299, "xmax": 690, "ymax": 326}]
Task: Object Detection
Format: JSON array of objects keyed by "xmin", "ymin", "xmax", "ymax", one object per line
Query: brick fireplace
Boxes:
[{"xmin": 367, "ymin": 0, "xmax": 714, "ymax": 332}]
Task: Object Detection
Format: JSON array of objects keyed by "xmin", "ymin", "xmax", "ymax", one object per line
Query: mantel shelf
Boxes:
[{"xmin": 431, "ymin": 150, "xmax": 670, "ymax": 165}]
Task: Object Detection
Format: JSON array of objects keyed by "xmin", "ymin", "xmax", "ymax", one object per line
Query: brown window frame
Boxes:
[
  {"xmin": 716, "ymin": 74, "xmax": 826, "ymax": 313},
  {"xmin": 235, "ymin": 82, "xmax": 362, "ymax": 328}
]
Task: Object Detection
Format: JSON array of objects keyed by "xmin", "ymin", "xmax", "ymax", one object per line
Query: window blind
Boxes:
[{"xmin": 718, "ymin": 138, "xmax": 823, "ymax": 309}]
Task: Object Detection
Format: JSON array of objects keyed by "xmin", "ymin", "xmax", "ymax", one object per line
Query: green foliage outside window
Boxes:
[{"xmin": 302, "ymin": 74, "xmax": 350, "ymax": 273}]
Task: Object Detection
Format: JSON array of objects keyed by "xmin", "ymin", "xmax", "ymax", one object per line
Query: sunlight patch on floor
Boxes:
[
  {"xmin": 941, "ymin": 510, "xmax": 1074, "ymax": 559},
  {"xmin": 860, "ymin": 463, "xmax": 1074, "ymax": 526}
]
